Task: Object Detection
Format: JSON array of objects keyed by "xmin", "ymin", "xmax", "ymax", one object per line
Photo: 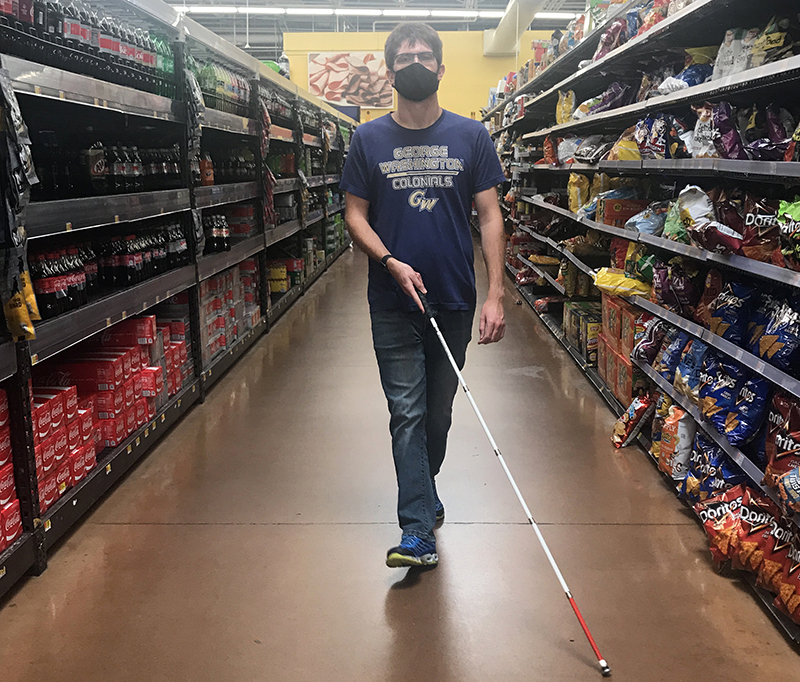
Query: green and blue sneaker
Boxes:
[
  {"xmin": 432, "ymin": 480, "xmax": 445, "ymax": 525},
  {"xmin": 386, "ymin": 535, "xmax": 438, "ymax": 568}
]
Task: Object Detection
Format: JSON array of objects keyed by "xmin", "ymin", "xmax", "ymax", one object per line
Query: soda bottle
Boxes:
[
  {"xmin": 81, "ymin": 242, "xmax": 98, "ymax": 295},
  {"xmin": 130, "ymin": 146, "xmax": 143, "ymax": 192},
  {"xmin": 87, "ymin": 5, "xmax": 100, "ymax": 56},
  {"xmin": 62, "ymin": 0, "xmax": 81, "ymax": 50},
  {"xmin": 45, "ymin": 0, "xmax": 61, "ymax": 42},
  {"xmin": 33, "ymin": 0, "xmax": 45, "ymax": 35},
  {"xmin": 83, "ymin": 141, "xmax": 107, "ymax": 195},
  {"xmin": 120, "ymin": 146, "xmax": 134, "ymax": 192},
  {"xmin": 200, "ymin": 152, "xmax": 214, "ymax": 186}
]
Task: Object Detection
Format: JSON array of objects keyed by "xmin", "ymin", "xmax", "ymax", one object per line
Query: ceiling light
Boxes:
[
  {"xmin": 334, "ymin": 8, "xmax": 382, "ymax": 15},
  {"xmin": 430, "ymin": 10, "xmax": 479, "ymax": 18},
  {"xmin": 241, "ymin": 6, "xmax": 285, "ymax": 13},
  {"xmin": 478, "ymin": 10, "xmax": 505, "ymax": 18},
  {"xmin": 534, "ymin": 11, "xmax": 578, "ymax": 20},
  {"xmin": 285, "ymin": 7, "xmax": 334, "ymax": 14},
  {"xmin": 183, "ymin": 5, "xmax": 239, "ymax": 13},
  {"xmin": 383, "ymin": 9, "xmax": 430, "ymax": 16}
]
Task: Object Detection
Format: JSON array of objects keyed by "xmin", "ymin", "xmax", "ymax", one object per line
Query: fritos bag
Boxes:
[{"xmin": 693, "ymin": 484, "xmax": 746, "ymax": 568}]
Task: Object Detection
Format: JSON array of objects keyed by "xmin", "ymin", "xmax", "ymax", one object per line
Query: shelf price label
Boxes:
[
  {"xmin": 126, "ymin": 445, "xmax": 132, "ymax": 454},
  {"xmin": 30, "ymin": 353, "xmax": 38, "ymax": 365},
  {"xmin": 144, "ymin": 428, "xmax": 149, "ymax": 438},
  {"xmin": 65, "ymin": 222, "xmax": 72, "ymax": 232},
  {"xmin": 135, "ymin": 437, "xmax": 141, "ymax": 446},
  {"xmin": 0, "ymin": 566, "xmax": 6, "ymax": 579},
  {"xmin": 44, "ymin": 520, "xmax": 51, "ymax": 531},
  {"xmin": 106, "ymin": 464, "xmax": 112, "ymax": 474}
]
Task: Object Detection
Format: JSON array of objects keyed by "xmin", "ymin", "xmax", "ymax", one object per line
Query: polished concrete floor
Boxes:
[{"xmin": 0, "ymin": 247, "xmax": 796, "ymax": 680}]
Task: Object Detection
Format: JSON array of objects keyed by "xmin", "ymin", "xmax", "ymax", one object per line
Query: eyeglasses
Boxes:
[{"xmin": 393, "ymin": 51, "xmax": 438, "ymax": 68}]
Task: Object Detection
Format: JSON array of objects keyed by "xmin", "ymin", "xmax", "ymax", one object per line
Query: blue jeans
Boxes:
[{"xmin": 371, "ymin": 308, "xmax": 474, "ymax": 541}]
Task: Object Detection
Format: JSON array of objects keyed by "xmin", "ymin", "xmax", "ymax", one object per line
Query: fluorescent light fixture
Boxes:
[
  {"xmin": 285, "ymin": 7, "xmax": 334, "ymax": 14},
  {"xmin": 183, "ymin": 5, "xmax": 239, "ymax": 12},
  {"xmin": 430, "ymin": 9, "xmax": 479, "ymax": 18},
  {"xmin": 241, "ymin": 6, "xmax": 285, "ymax": 13},
  {"xmin": 383, "ymin": 9, "xmax": 431, "ymax": 16},
  {"xmin": 534, "ymin": 11, "xmax": 578, "ymax": 19},
  {"xmin": 334, "ymin": 8, "xmax": 382, "ymax": 15},
  {"xmin": 478, "ymin": 10, "xmax": 505, "ymax": 18}
]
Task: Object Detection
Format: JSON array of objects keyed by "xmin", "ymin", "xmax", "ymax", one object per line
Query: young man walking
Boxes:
[{"xmin": 341, "ymin": 23, "xmax": 506, "ymax": 568}]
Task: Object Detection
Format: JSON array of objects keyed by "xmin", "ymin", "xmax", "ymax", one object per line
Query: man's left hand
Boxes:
[{"xmin": 479, "ymin": 295, "xmax": 505, "ymax": 345}]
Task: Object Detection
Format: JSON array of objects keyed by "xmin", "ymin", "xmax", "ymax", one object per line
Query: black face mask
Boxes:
[{"xmin": 392, "ymin": 62, "xmax": 440, "ymax": 102}]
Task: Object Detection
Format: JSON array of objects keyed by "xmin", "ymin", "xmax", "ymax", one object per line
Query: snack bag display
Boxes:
[
  {"xmin": 650, "ymin": 392, "xmax": 672, "ymax": 460},
  {"xmin": 713, "ymin": 28, "xmax": 746, "ymax": 80},
  {"xmin": 701, "ymin": 356, "xmax": 747, "ymax": 435},
  {"xmin": 777, "ymin": 467, "xmax": 800, "ymax": 517},
  {"xmin": 673, "ymin": 338, "xmax": 709, "ymax": 405},
  {"xmin": 624, "ymin": 201, "xmax": 670, "ymax": 236},
  {"xmin": 593, "ymin": 268, "xmax": 651, "ymax": 297},
  {"xmin": 556, "ymin": 90, "xmax": 576, "ymax": 124},
  {"xmin": 679, "ymin": 432, "xmax": 720, "ymax": 502},
  {"xmin": 611, "ymin": 394, "xmax": 655, "ymax": 448},
  {"xmin": 632, "ymin": 318, "xmax": 668, "ymax": 365},
  {"xmin": 679, "ymin": 185, "xmax": 743, "ymax": 254},
  {"xmin": 776, "ymin": 535, "xmax": 800, "ymax": 622},
  {"xmin": 662, "ymin": 201, "xmax": 690, "ymax": 244},
  {"xmin": 747, "ymin": 292, "xmax": 782, "ymax": 354},
  {"xmin": 756, "ymin": 512, "xmax": 795, "ymax": 594},
  {"xmin": 694, "ymin": 269, "xmax": 725, "ymax": 329},
  {"xmin": 659, "ymin": 405, "xmax": 697, "ymax": 480},
  {"xmin": 691, "ymin": 102, "xmax": 720, "ymax": 158},
  {"xmin": 568, "ymin": 173, "xmax": 590, "ymax": 213},
  {"xmin": 693, "ymin": 484, "xmax": 746, "ymax": 568},
  {"xmin": 741, "ymin": 193, "xmax": 782, "ymax": 264},
  {"xmin": 724, "ymin": 376, "xmax": 771, "ymax": 446},
  {"xmin": 755, "ymin": 302, "xmax": 800, "ymax": 373},
  {"xmin": 765, "ymin": 392, "xmax": 800, "ymax": 488},
  {"xmin": 778, "ymin": 197, "xmax": 800, "ymax": 271}
]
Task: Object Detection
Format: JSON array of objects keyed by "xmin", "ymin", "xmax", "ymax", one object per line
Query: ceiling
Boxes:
[{"xmin": 167, "ymin": 0, "xmax": 587, "ymax": 60}]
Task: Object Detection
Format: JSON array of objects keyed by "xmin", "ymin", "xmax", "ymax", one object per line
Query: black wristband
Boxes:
[{"xmin": 380, "ymin": 254, "xmax": 394, "ymax": 269}]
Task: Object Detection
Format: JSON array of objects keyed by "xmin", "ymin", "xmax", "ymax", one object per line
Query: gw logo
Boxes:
[{"xmin": 409, "ymin": 189, "xmax": 439, "ymax": 212}]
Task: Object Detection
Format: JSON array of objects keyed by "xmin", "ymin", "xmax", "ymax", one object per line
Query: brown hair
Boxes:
[{"xmin": 384, "ymin": 23, "xmax": 443, "ymax": 71}]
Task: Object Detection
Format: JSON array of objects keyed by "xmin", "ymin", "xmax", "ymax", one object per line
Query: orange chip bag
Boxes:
[
  {"xmin": 756, "ymin": 511, "xmax": 795, "ymax": 594},
  {"xmin": 693, "ymin": 484, "xmax": 746, "ymax": 568},
  {"xmin": 774, "ymin": 535, "xmax": 800, "ymax": 623}
]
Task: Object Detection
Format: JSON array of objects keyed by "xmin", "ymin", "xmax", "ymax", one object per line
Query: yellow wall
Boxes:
[{"xmin": 284, "ymin": 30, "xmax": 551, "ymax": 121}]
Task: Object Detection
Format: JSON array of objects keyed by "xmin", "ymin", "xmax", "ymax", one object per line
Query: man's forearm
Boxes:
[
  {"xmin": 480, "ymin": 212, "xmax": 506, "ymax": 300},
  {"xmin": 345, "ymin": 212, "xmax": 389, "ymax": 263}
]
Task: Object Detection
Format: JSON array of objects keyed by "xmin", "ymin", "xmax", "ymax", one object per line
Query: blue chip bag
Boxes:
[
  {"xmin": 654, "ymin": 330, "xmax": 690, "ymax": 383},
  {"xmin": 777, "ymin": 467, "xmax": 800, "ymax": 516},
  {"xmin": 747, "ymin": 292, "xmax": 782, "ymax": 355},
  {"xmin": 624, "ymin": 200, "xmax": 670, "ymax": 236},
  {"xmin": 708, "ymin": 281, "xmax": 757, "ymax": 345},
  {"xmin": 724, "ymin": 375, "xmax": 772, "ymax": 446},
  {"xmin": 679, "ymin": 432, "xmax": 718, "ymax": 502},
  {"xmin": 673, "ymin": 338, "xmax": 709, "ymax": 405},
  {"xmin": 742, "ymin": 420, "xmax": 769, "ymax": 469},
  {"xmin": 702, "ymin": 448, "xmax": 747, "ymax": 499},
  {"xmin": 702, "ymin": 358, "xmax": 747, "ymax": 434},
  {"xmin": 756, "ymin": 303, "xmax": 800, "ymax": 373}
]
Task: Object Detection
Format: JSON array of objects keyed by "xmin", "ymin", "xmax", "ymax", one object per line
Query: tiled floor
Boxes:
[{"xmin": 0, "ymin": 247, "xmax": 796, "ymax": 681}]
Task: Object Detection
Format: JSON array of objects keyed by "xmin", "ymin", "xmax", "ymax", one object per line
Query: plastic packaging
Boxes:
[
  {"xmin": 691, "ymin": 103, "xmax": 720, "ymax": 158},
  {"xmin": 568, "ymin": 173, "xmax": 590, "ymax": 213},
  {"xmin": 593, "ymin": 268, "xmax": 652, "ymax": 297}
]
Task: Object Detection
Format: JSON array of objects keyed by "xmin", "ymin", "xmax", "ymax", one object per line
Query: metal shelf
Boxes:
[
  {"xmin": 303, "ymin": 133, "xmax": 322, "ymax": 148},
  {"xmin": 627, "ymin": 295, "xmax": 800, "ymax": 404},
  {"xmin": 201, "ymin": 109, "xmax": 258, "ymax": 136},
  {"xmin": 523, "ymin": 54, "xmax": 800, "ymax": 141},
  {"xmin": 28, "ymin": 265, "xmax": 196, "ymax": 365},
  {"xmin": 0, "ymin": 342, "xmax": 16, "ymax": 383},
  {"xmin": 479, "ymin": 0, "xmax": 637, "ymax": 122},
  {"xmin": 201, "ymin": 318, "xmax": 267, "ymax": 390},
  {"xmin": 0, "ymin": 533, "xmax": 36, "ymax": 602},
  {"xmin": 274, "ymin": 178, "xmax": 300, "ymax": 194},
  {"xmin": 517, "ymin": 224, "xmax": 600, "ymax": 277},
  {"xmin": 304, "ymin": 264, "xmax": 326, "ymax": 291},
  {"xmin": 505, "ymin": 261, "xmax": 520, "ymax": 277},
  {"xmin": 26, "ymin": 189, "xmax": 191, "ymax": 238},
  {"xmin": 43, "ymin": 381, "xmax": 200, "ymax": 550},
  {"xmin": 197, "ymin": 236, "xmax": 265, "ymax": 282},
  {"xmin": 270, "ymin": 125, "xmax": 295, "ymax": 144},
  {"xmin": 304, "ymin": 209, "xmax": 324, "ymax": 227},
  {"xmin": 267, "ymin": 285, "xmax": 302, "ymax": 324},
  {"xmin": 4, "ymin": 54, "xmax": 184, "ymax": 123},
  {"xmin": 325, "ymin": 174, "xmax": 340, "ymax": 185},
  {"xmin": 266, "ymin": 219, "xmax": 302, "ymax": 247},
  {"xmin": 524, "ymin": 260, "xmax": 565, "ymax": 295},
  {"xmin": 194, "ymin": 182, "xmax": 259, "ymax": 210},
  {"xmin": 307, "ymin": 175, "xmax": 325, "ymax": 188}
]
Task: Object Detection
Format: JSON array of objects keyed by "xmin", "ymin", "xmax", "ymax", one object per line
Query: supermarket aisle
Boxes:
[{"xmin": 0, "ymin": 246, "xmax": 796, "ymax": 681}]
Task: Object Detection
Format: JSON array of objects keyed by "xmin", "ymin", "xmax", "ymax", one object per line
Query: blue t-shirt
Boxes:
[{"xmin": 340, "ymin": 110, "xmax": 505, "ymax": 313}]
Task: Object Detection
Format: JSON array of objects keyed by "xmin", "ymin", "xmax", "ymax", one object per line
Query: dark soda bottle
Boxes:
[
  {"xmin": 109, "ymin": 146, "xmax": 124, "ymax": 194},
  {"xmin": 45, "ymin": 0, "xmax": 62, "ymax": 43},
  {"xmin": 83, "ymin": 141, "xmax": 107, "ymax": 195}
]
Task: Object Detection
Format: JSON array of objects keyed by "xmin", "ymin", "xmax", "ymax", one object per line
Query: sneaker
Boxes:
[{"xmin": 386, "ymin": 535, "xmax": 438, "ymax": 568}]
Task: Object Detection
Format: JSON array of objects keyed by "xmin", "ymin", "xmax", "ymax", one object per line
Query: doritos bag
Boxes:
[
  {"xmin": 673, "ymin": 338, "xmax": 709, "ymax": 405},
  {"xmin": 680, "ymin": 432, "xmax": 720, "ymax": 502},
  {"xmin": 694, "ymin": 484, "xmax": 746, "ymax": 568},
  {"xmin": 757, "ymin": 512, "xmax": 795, "ymax": 594},
  {"xmin": 706, "ymin": 281, "xmax": 757, "ymax": 345},
  {"xmin": 747, "ymin": 292, "xmax": 782, "ymax": 355},
  {"xmin": 741, "ymin": 194, "xmax": 782, "ymax": 264},
  {"xmin": 703, "ymin": 447, "xmax": 747, "ymax": 499},
  {"xmin": 775, "ymin": 535, "xmax": 800, "ymax": 621},
  {"xmin": 765, "ymin": 392, "xmax": 800, "ymax": 488},
  {"xmin": 725, "ymin": 375, "xmax": 772, "ymax": 446},
  {"xmin": 731, "ymin": 488, "xmax": 781, "ymax": 578},
  {"xmin": 659, "ymin": 405, "xmax": 697, "ymax": 480}
]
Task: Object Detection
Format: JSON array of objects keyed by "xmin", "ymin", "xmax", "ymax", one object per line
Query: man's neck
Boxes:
[{"xmin": 391, "ymin": 95, "xmax": 443, "ymax": 130}]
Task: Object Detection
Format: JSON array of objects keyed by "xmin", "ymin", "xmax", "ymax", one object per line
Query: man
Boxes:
[{"xmin": 341, "ymin": 23, "xmax": 506, "ymax": 569}]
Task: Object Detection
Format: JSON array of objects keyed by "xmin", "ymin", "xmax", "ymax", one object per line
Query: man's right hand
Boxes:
[{"xmin": 386, "ymin": 258, "xmax": 426, "ymax": 313}]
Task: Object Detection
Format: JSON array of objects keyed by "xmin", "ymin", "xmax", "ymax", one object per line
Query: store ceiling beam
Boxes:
[{"xmin": 483, "ymin": 0, "xmax": 545, "ymax": 56}]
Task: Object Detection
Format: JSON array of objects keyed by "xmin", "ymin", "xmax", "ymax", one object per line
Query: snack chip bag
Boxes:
[
  {"xmin": 650, "ymin": 392, "xmax": 672, "ymax": 460},
  {"xmin": 731, "ymin": 488, "xmax": 781, "ymax": 578},
  {"xmin": 568, "ymin": 173, "xmax": 590, "ymax": 213},
  {"xmin": 605, "ymin": 126, "xmax": 641, "ymax": 161},
  {"xmin": 739, "ymin": 193, "xmax": 782, "ymax": 264},
  {"xmin": 706, "ymin": 281, "xmax": 757, "ymax": 345},
  {"xmin": 713, "ymin": 102, "xmax": 749, "ymax": 160},
  {"xmin": 756, "ymin": 302, "xmax": 800, "ymax": 373},
  {"xmin": 778, "ymin": 197, "xmax": 800, "ymax": 271},
  {"xmin": 701, "ymin": 356, "xmax": 747, "ymax": 434},
  {"xmin": 679, "ymin": 185, "xmax": 743, "ymax": 254},
  {"xmin": 777, "ymin": 467, "xmax": 800, "ymax": 517},
  {"xmin": 612, "ymin": 394, "xmax": 655, "ymax": 448},
  {"xmin": 693, "ymin": 484, "xmax": 746, "ymax": 568},
  {"xmin": 713, "ymin": 28, "xmax": 746, "ymax": 80},
  {"xmin": 673, "ymin": 338, "xmax": 709, "ymax": 405},
  {"xmin": 765, "ymin": 392, "xmax": 800, "ymax": 488},
  {"xmin": 725, "ymin": 375, "xmax": 771, "ymax": 446},
  {"xmin": 659, "ymin": 405, "xmax": 697, "ymax": 480},
  {"xmin": 632, "ymin": 318, "xmax": 669, "ymax": 365},
  {"xmin": 703, "ymin": 446, "xmax": 747, "ymax": 498},
  {"xmin": 691, "ymin": 102, "xmax": 720, "ymax": 159},
  {"xmin": 556, "ymin": 90, "xmax": 576, "ymax": 124},
  {"xmin": 679, "ymin": 432, "xmax": 720, "ymax": 502},
  {"xmin": 775, "ymin": 535, "xmax": 800, "ymax": 622},
  {"xmin": 655, "ymin": 330, "xmax": 690, "ymax": 383},
  {"xmin": 624, "ymin": 201, "xmax": 670, "ymax": 236},
  {"xmin": 694, "ymin": 269, "xmax": 726, "ymax": 329},
  {"xmin": 757, "ymin": 511, "xmax": 795, "ymax": 595},
  {"xmin": 662, "ymin": 201, "xmax": 690, "ymax": 244}
]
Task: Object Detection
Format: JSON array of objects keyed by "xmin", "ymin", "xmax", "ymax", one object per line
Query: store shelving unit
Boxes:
[
  {"xmin": 491, "ymin": 0, "xmax": 800, "ymax": 645},
  {"xmin": 0, "ymin": 0, "xmax": 356, "ymax": 602}
]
